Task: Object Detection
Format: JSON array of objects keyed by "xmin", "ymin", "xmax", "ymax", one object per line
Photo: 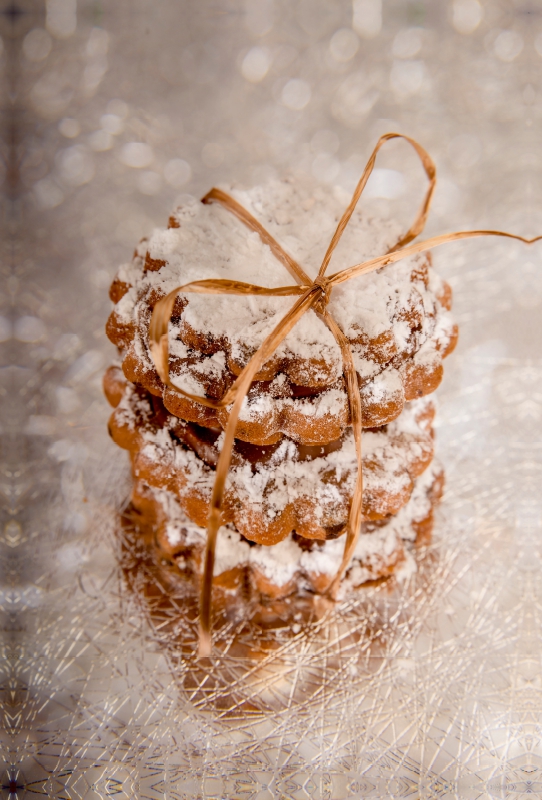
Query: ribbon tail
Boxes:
[
  {"xmin": 321, "ymin": 312, "xmax": 364, "ymax": 598},
  {"xmin": 328, "ymin": 468, "xmax": 363, "ymax": 600},
  {"xmin": 197, "ymin": 287, "xmax": 320, "ymax": 655},
  {"xmin": 197, "ymin": 385, "xmax": 245, "ymax": 657},
  {"xmin": 328, "ymin": 229, "xmax": 542, "ymax": 288}
]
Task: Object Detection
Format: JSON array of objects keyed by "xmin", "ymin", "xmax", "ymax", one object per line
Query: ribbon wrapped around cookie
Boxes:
[{"xmin": 148, "ymin": 133, "xmax": 539, "ymax": 656}]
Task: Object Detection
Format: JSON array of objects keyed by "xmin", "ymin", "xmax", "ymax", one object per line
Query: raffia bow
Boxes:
[{"xmin": 148, "ymin": 133, "xmax": 539, "ymax": 656}]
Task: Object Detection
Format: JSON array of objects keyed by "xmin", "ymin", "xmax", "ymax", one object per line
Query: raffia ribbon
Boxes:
[{"xmin": 148, "ymin": 133, "xmax": 540, "ymax": 656}]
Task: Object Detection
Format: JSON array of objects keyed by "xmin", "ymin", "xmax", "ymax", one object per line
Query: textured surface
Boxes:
[{"xmin": 3, "ymin": 1, "xmax": 542, "ymax": 797}]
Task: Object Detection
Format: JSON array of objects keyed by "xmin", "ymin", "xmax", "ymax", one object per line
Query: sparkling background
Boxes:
[{"xmin": 2, "ymin": 0, "xmax": 542, "ymax": 797}]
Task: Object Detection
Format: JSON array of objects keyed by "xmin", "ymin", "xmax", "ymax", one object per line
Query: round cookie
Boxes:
[{"xmin": 106, "ymin": 178, "xmax": 457, "ymax": 444}]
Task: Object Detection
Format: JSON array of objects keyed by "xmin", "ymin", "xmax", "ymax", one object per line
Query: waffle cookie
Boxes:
[
  {"xmin": 128, "ymin": 460, "xmax": 444, "ymax": 600},
  {"xmin": 106, "ymin": 367, "xmax": 436, "ymax": 545},
  {"xmin": 106, "ymin": 179, "xmax": 457, "ymax": 444}
]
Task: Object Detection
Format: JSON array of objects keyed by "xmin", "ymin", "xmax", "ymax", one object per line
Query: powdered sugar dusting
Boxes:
[
  {"xmin": 109, "ymin": 177, "xmax": 453, "ymax": 394},
  {"xmin": 153, "ymin": 460, "xmax": 442, "ymax": 587},
  {"xmin": 122, "ymin": 383, "xmax": 435, "ymax": 525}
]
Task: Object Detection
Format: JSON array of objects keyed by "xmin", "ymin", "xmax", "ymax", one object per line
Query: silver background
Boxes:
[{"xmin": 3, "ymin": 0, "xmax": 542, "ymax": 797}]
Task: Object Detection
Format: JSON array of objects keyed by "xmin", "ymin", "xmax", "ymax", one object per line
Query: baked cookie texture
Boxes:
[
  {"xmin": 105, "ymin": 177, "xmax": 455, "ymax": 595},
  {"xmin": 128, "ymin": 461, "xmax": 444, "ymax": 600},
  {"xmin": 106, "ymin": 179, "xmax": 457, "ymax": 444},
  {"xmin": 107, "ymin": 369, "xmax": 437, "ymax": 545}
]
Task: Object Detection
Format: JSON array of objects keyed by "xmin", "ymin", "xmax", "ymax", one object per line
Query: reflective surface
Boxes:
[{"xmin": 3, "ymin": 1, "xmax": 542, "ymax": 797}]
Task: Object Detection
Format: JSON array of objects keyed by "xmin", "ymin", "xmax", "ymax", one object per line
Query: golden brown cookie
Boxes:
[
  {"xmin": 106, "ymin": 180, "xmax": 457, "ymax": 445},
  {"xmin": 107, "ymin": 376, "xmax": 436, "ymax": 544},
  {"xmin": 128, "ymin": 461, "xmax": 444, "ymax": 600}
]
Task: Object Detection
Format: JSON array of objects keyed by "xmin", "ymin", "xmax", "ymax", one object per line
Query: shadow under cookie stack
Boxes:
[{"xmin": 104, "ymin": 177, "xmax": 457, "ymax": 601}]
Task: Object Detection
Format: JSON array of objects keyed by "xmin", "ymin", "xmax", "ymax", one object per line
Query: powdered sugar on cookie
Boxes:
[{"xmin": 143, "ymin": 460, "xmax": 443, "ymax": 590}]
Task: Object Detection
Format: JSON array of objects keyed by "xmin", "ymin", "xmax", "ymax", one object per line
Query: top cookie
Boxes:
[{"xmin": 106, "ymin": 178, "xmax": 457, "ymax": 443}]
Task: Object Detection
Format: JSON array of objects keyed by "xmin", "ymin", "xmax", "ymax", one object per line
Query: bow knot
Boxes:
[{"xmin": 312, "ymin": 275, "xmax": 332, "ymax": 314}]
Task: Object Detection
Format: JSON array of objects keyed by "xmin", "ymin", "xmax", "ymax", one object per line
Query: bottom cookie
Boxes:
[{"xmin": 128, "ymin": 461, "xmax": 444, "ymax": 600}]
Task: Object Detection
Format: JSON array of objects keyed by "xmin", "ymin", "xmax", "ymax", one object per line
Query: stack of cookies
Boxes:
[{"xmin": 105, "ymin": 178, "xmax": 457, "ymax": 598}]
